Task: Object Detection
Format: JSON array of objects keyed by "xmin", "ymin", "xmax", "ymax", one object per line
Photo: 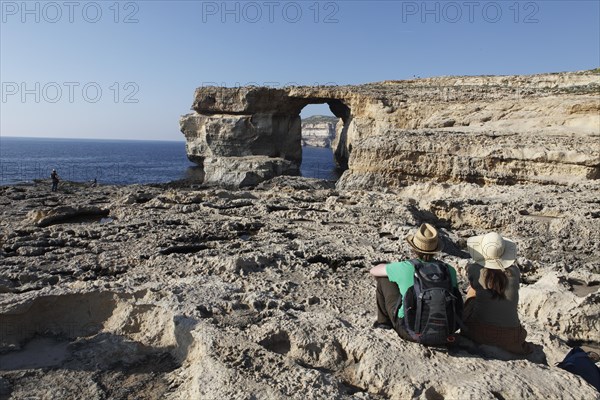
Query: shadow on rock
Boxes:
[{"xmin": 452, "ymin": 335, "xmax": 548, "ymax": 364}]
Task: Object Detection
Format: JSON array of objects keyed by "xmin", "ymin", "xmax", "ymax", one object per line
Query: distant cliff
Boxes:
[{"xmin": 301, "ymin": 115, "xmax": 338, "ymax": 148}]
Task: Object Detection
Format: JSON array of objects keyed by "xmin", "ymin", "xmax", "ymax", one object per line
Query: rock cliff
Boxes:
[
  {"xmin": 180, "ymin": 71, "xmax": 600, "ymax": 188},
  {"xmin": 301, "ymin": 116, "xmax": 338, "ymax": 148}
]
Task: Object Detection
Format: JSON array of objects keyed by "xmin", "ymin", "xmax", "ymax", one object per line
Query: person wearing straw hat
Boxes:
[
  {"xmin": 369, "ymin": 223, "xmax": 462, "ymax": 342},
  {"xmin": 463, "ymin": 232, "xmax": 532, "ymax": 354}
]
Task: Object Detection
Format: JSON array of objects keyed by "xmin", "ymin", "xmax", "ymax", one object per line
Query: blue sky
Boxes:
[{"xmin": 1, "ymin": 0, "xmax": 599, "ymax": 141}]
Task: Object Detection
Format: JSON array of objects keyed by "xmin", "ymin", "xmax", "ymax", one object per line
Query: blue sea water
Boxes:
[
  {"xmin": 0, "ymin": 137, "xmax": 194, "ymax": 185},
  {"xmin": 0, "ymin": 137, "xmax": 340, "ymax": 185},
  {"xmin": 301, "ymin": 146, "xmax": 342, "ymax": 181}
]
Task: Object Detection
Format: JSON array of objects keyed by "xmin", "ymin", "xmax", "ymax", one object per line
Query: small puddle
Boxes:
[
  {"xmin": 99, "ymin": 217, "xmax": 114, "ymax": 224},
  {"xmin": 568, "ymin": 279, "xmax": 600, "ymax": 297},
  {"xmin": 0, "ymin": 337, "xmax": 70, "ymax": 370}
]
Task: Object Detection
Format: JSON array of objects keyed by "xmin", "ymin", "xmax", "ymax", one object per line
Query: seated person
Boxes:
[
  {"xmin": 370, "ymin": 223, "xmax": 462, "ymax": 344},
  {"xmin": 463, "ymin": 232, "xmax": 533, "ymax": 355}
]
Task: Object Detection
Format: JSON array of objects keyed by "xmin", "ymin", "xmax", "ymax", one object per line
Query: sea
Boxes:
[{"xmin": 0, "ymin": 137, "xmax": 341, "ymax": 186}]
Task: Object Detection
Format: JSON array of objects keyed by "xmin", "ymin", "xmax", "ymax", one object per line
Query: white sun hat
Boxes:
[{"xmin": 467, "ymin": 232, "xmax": 517, "ymax": 270}]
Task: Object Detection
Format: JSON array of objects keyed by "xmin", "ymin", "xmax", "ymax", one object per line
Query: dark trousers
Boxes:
[
  {"xmin": 376, "ymin": 277, "xmax": 413, "ymax": 341},
  {"xmin": 463, "ymin": 298, "xmax": 533, "ymax": 354}
]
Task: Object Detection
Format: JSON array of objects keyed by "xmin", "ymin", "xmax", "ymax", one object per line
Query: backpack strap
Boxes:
[
  {"xmin": 409, "ymin": 259, "xmax": 424, "ymax": 333},
  {"xmin": 392, "ymin": 293, "xmax": 402, "ymax": 325},
  {"xmin": 391, "ymin": 259, "xmax": 421, "ymax": 324},
  {"xmin": 439, "ymin": 263, "xmax": 467, "ymax": 334}
]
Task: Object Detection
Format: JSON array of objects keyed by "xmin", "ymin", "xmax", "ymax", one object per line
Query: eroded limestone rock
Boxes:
[
  {"xmin": 1, "ymin": 180, "xmax": 598, "ymax": 398},
  {"xmin": 24, "ymin": 206, "xmax": 109, "ymax": 227},
  {"xmin": 181, "ymin": 71, "xmax": 599, "ymax": 187},
  {"xmin": 203, "ymin": 156, "xmax": 299, "ymax": 188},
  {"xmin": 337, "ymin": 130, "xmax": 600, "ymax": 189}
]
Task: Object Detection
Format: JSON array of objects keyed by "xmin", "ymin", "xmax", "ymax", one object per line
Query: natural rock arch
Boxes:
[
  {"xmin": 298, "ymin": 98, "xmax": 351, "ymax": 170},
  {"xmin": 181, "ymin": 73, "xmax": 600, "ymax": 188},
  {"xmin": 180, "ymin": 87, "xmax": 354, "ymax": 187}
]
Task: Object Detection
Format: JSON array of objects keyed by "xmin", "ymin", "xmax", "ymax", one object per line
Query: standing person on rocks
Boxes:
[
  {"xmin": 369, "ymin": 223, "xmax": 463, "ymax": 345},
  {"xmin": 50, "ymin": 169, "xmax": 60, "ymax": 192},
  {"xmin": 462, "ymin": 232, "xmax": 533, "ymax": 355}
]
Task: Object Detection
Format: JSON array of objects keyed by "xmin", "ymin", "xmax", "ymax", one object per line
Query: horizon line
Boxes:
[{"xmin": 0, "ymin": 135, "xmax": 187, "ymax": 143}]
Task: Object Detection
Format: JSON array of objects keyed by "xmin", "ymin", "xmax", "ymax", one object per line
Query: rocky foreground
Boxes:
[{"xmin": 0, "ymin": 177, "xmax": 598, "ymax": 399}]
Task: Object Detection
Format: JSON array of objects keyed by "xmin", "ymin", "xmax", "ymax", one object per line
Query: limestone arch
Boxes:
[
  {"xmin": 294, "ymin": 98, "xmax": 352, "ymax": 170},
  {"xmin": 180, "ymin": 87, "xmax": 355, "ymax": 186}
]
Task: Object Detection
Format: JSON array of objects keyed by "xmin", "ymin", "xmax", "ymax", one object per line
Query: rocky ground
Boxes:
[{"xmin": 0, "ymin": 177, "xmax": 598, "ymax": 399}]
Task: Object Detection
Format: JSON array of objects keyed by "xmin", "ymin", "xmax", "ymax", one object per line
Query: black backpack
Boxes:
[
  {"xmin": 397, "ymin": 259, "xmax": 462, "ymax": 346},
  {"xmin": 557, "ymin": 347, "xmax": 600, "ymax": 392}
]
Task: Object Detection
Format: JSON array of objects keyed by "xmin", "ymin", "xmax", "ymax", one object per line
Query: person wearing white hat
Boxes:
[
  {"xmin": 463, "ymin": 232, "xmax": 532, "ymax": 355},
  {"xmin": 369, "ymin": 223, "xmax": 462, "ymax": 342}
]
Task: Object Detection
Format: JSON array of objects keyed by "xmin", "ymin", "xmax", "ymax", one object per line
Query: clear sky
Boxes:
[{"xmin": 1, "ymin": 0, "xmax": 599, "ymax": 141}]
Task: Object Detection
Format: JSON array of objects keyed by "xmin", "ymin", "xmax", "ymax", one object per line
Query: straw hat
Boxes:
[
  {"xmin": 406, "ymin": 223, "xmax": 443, "ymax": 254},
  {"xmin": 467, "ymin": 232, "xmax": 517, "ymax": 270}
]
